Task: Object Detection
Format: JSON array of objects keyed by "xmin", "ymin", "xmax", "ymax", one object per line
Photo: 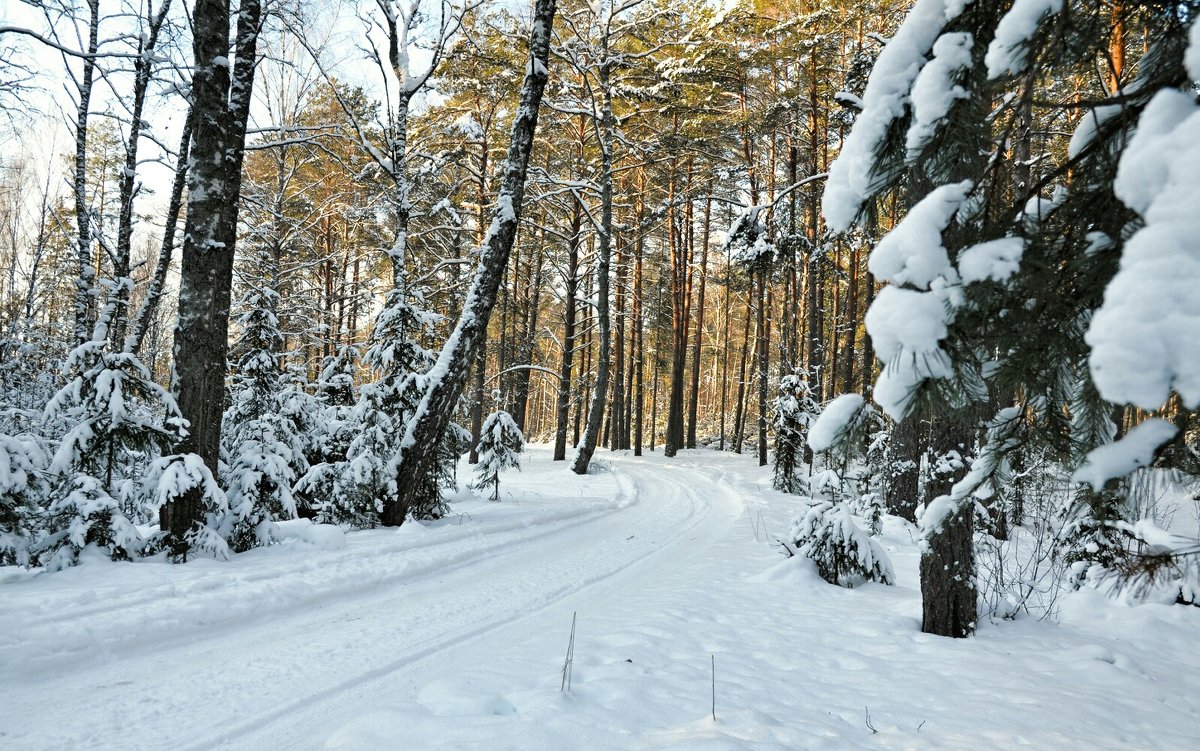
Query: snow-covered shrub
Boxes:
[
  {"xmin": 41, "ymin": 476, "xmax": 142, "ymax": 570},
  {"xmin": 771, "ymin": 374, "xmax": 819, "ymax": 494},
  {"xmin": 414, "ymin": 418, "xmax": 471, "ymax": 519},
  {"xmin": 225, "ymin": 424, "xmax": 299, "ymax": 552},
  {"xmin": 0, "ymin": 433, "xmax": 48, "ymax": 567},
  {"xmin": 472, "ymin": 410, "xmax": 524, "ymax": 501},
  {"xmin": 790, "ymin": 496, "xmax": 895, "ymax": 588},
  {"xmin": 221, "ymin": 280, "xmax": 305, "ymax": 551},
  {"xmin": 41, "ymin": 339, "xmax": 184, "ymax": 566},
  {"xmin": 857, "ymin": 491, "xmax": 885, "ymax": 537},
  {"xmin": 140, "ymin": 453, "xmax": 231, "ymax": 561}
]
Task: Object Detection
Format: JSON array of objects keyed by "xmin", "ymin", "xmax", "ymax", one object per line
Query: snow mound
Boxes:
[{"xmin": 273, "ymin": 519, "xmax": 348, "ymax": 550}]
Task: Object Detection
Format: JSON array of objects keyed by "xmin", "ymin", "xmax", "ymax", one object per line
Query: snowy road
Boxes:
[
  {"xmin": 4, "ymin": 448, "xmax": 1199, "ymax": 750},
  {"xmin": 0, "ymin": 450, "xmax": 743, "ymax": 750}
]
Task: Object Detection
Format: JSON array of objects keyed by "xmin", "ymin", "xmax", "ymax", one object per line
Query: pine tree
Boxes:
[
  {"xmin": 222, "ymin": 261, "xmax": 305, "ymax": 552},
  {"xmin": 770, "ymin": 373, "xmax": 819, "ymax": 494},
  {"xmin": 789, "ymin": 469, "xmax": 895, "ymax": 589},
  {"xmin": 40, "ymin": 338, "xmax": 184, "ymax": 567},
  {"xmin": 824, "ymin": 0, "xmax": 1200, "ymax": 621},
  {"xmin": 472, "ymin": 410, "xmax": 524, "ymax": 501},
  {"xmin": 141, "ymin": 453, "xmax": 231, "ymax": 560},
  {"xmin": 0, "ymin": 433, "xmax": 48, "ymax": 566}
]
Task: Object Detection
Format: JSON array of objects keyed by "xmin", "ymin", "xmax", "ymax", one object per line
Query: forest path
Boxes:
[{"xmin": 0, "ymin": 448, "xmax": 746, "ymax": 750}]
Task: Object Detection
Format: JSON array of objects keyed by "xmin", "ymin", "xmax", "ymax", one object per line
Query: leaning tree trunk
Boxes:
[
  {"xmin": 571, "ymin": 53, "xmax": 615, "ymax": 476},
  {"xmin": 162, "ymin": 0, "xmax": 263, "ymax": 555},
  {"xmin": 125, "ymin": 112, "xmax": 191, "ymax": 356},
  {"xmin": 384, "ymin": 0, "xmax": 557, "ymax": 523},
  {"xmin": 108, "ymin": 0, "xmax": 173, "ymax": 348}
]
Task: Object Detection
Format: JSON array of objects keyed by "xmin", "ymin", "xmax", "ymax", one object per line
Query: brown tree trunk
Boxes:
[
  {"xmin": 163, "ymin": 0, "xmax": 263, "ymax": 556},
  {"xmin": 553, "ymin": 197, "xmax": 583, "ymax": 461},
  {"xmin": 686, "ymin": 192, "xmax": 711, "ymax": 448},
  {"xmin": 920, "ymin": 423, "xmax": 975, "ymax": 638}
]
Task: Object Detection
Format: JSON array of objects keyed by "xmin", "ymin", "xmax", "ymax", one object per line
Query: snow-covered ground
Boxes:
[{"xmin": 2, "ymin": 447, "xmax": 1197, "ymax": 750}]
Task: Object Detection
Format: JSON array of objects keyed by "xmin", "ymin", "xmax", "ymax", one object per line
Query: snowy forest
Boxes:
[{"xmin": 1, "ymin": 0, "xmax": 1199, "ymax": 747}]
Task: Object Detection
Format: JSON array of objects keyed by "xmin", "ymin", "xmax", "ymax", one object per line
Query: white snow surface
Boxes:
[
  {"xmin": 1087, "ymin": 88, "xmax": 1200, "ymax": 410},
  {"xmin": 868, "ymin": 180, "xmax": 972, "ymax": 288},
  {"xmin": 906, "ymin": 32, "xmax": 974, "ymax": 159},
  {"xmin": 809, "ymin": 393, "xmax": 865, "ymax": 453},
  {"xmin": 2, "ymin": 447, "xmax": 1198, "ymax": 749},
  {"xmin": 1072, "ymin": 418, "xmax": 1178, "ymax": 491},
  {"xmin": 985, "ymin": 0, "xmax": 1063, "ymax": 79},
  {"xmin": 823, "ymin": 0, "xmax": 972, "ymax": 232}
]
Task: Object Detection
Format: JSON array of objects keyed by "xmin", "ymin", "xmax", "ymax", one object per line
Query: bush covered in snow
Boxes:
[
  {"xmin": 0, "ymin": 433, "xmax": 48, "ymax": 566},
  {"xmin": 790, "ymin": 495, "xmax": 895, "ymax": 589},
  {"xmin": 770, "ymin": 374, "xmax": 819, "ymax": 494},
  {"xmin": 472, "ymin": 410, "xmax": 524, "ymax": 501}
]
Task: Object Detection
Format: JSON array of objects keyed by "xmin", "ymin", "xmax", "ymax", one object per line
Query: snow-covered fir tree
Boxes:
[
  {"xmin": 0, "ymin": 433, "xmax": 49, "ymax": 566},
  {"xmin": 222, "ymin": 259, "xmax": 305, "ymax": 552},
  {"xmin": 40, "ymin": 335, "xmax": 185, "ymax": 568},
  {"xmin": 824, "ymin": 0, "xmax": 1200, "ymax": 623},
  {"xmin": 295, "ymin": 343, "xmax": 360, "ymax": 523},
  {"xmin": 141, "ymin": 453, "xmax": 231, "ymax": 561},
  {"xmin": 313, "ymin": 264, "xmax": 465, "ymax": 526},
  {"xmin": 789, "ymin": 469, "xmax": 895, "ymax": 589},
  {"xmin": 472, "ymin": 409, "xmax": 523, "ymax": 501},
  {"xmin": 770, "ymin": 373, "xmax": 819, "ymax": 494}
]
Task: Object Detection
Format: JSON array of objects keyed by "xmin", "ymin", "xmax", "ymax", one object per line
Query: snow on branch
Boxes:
[
  {"xmin": 1072, "ymin": 418, "xmax": 1177, "ymax": 492},
  {"xmin": 1087, "ymin": 81, "xmax": 1200, "ymax": 410},
  {"xmin": 822, "ymin": 0, "xmax": 971, "ymax": 232}
]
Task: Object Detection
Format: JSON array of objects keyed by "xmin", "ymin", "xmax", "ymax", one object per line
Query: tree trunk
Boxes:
[
  {"xmin": 686, "ymin": 192, "xmax": 711, "ymax": 448},
  {"xmin": 571, "ymin": 48, "xmax": 615, "ymax": 476},
  {"xmin": 756, "ymin": 269, "xmax": 769, "ymax": 466},
  {"xmin": 553, "ymin": 197, "xmax": 582, "ymax": 461},
  {"xmin": 386, "ymin": 0, "xmax": 556, "ymax": 523},
  {"xmin": 920, "ymin": 423, "xmax": 975, "ymax": 638},
  {"xmin": 125, "ymin": 111, "xmax": 191, "ymax": 355},
  {"xmin": 163, "ymin": 0, "xmax": 264, "ymax": 555},
  {"xmin": 72, "ymin": 0, "xmax": 101, "ymax": 346}
]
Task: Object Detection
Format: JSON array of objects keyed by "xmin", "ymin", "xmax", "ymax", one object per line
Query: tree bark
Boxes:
[
  {"xmin": 920, "ymin": 423, "xmax": 975, "ymax": 638},
  {"xmin": 571, "ymin": 41, "xmax": 615, "ymax": 475},
  {"xmin": 686, "ymin": 192, "xmax": 711, "ymax": 448},
  {"xmin": 71, "ymin": 0, "xmax": 100, "ymax": 346}
]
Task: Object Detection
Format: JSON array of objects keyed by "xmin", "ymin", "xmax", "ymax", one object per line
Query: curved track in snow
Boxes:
[{"xmin": 0, "ymin": 451, "xmax": 742, "ymax": 750}]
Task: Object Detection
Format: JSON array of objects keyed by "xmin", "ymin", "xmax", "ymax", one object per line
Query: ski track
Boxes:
[{"xmin": 0, "ymin": 451, "xmax": 742, "ymax": 751}]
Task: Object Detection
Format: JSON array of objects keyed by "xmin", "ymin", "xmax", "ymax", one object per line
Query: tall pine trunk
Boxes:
[{"xmin": 163, "ymin": 0, "xmax": 263, "ymax": 555}]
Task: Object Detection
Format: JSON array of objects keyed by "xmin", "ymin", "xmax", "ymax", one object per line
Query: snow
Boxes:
[
  {"xmin": 1067, "ymin": 102, "xmax": 1121, "ymax": 159},
  {"xmin": 958, "ymin": 237, "xmax": 1024, "ymax": 284},
  {"xmin": 2, "ymin": 448, "xmax": 1199, "ymax": 749},
  {"xmin": 1087, "ymin": 88, "xmax": 1200, "ymax": 410},
  {"xmin": 868, "ymin": 180, "xmax": 971, "ymax": 288},
  {"xmin": 906, "ymin": 32, "xmax": 974, "ymax": 159},
  {"xmin": 809, "ymin": 393, "xmax": 865, "ymax": 453},
  {"xmin": 1072, "ymin": 418, "xmax": 1178, "ymax": 491},
  {"xmin": 985, "ymin": 0, "xmax": 1063, "ymax": 79},
  {"xmin": 823, "ymin": 0, "xmax": 972, "ymax": 231},
  {"xmin": 1189, "ymin": 20, "xmax": 1200, "ymax": 80},
  {"xmin": 864, "ymin": 286, "xmax": 954, "ymax": 418}
]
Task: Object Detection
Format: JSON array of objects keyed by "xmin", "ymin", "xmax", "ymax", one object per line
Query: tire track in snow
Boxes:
[
  {"xmin": 184, "ymin": 455, "xmax": 742, "ymax": 751},
  {"xmin": 1, "ymin": 473, "xmax": 640, "ymax": 678}
]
